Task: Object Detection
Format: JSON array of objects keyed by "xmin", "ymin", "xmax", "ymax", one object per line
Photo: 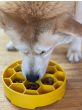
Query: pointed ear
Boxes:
[{"xmin": 57, "ymin": 13, "xmax": 82, "ymax": 38}]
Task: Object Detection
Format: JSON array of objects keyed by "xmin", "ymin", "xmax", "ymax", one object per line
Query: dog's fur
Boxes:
[{"xmin": 0, "ymin": 1, "xmax": 82, "ymax": 81}]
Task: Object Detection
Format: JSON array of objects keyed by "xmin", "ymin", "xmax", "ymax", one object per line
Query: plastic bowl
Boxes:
[{"xmin": 2, "ymin": 60, "xmax": 66, "ymax": 109}]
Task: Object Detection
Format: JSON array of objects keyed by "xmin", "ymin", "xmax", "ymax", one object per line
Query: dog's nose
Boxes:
[{"xmin": 26, "ymin": 74, "xmax": 39, "ymax": 82}]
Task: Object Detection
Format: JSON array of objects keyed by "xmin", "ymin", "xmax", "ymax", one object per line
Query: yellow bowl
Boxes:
[{"xmin": 2, "ymin": 60, "xmax": 66, "ymax": 109}]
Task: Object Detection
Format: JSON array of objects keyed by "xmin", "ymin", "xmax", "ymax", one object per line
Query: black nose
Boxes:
[{"xmin": 26, "ymin": 74, "xmax": 39, "ymax": 82}]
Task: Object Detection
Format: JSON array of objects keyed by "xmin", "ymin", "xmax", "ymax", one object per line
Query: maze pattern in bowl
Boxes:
[{"xmin": 3, "ymin": 60, "xmax": 66, "ymax": 109}]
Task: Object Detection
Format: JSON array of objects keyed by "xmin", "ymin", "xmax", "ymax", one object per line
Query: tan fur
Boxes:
[
  {"xmin": 0, "ymin": 1, "xmax": 75, "ymax": 19},
  {"xmin": 0, "ymin": 1, "xmax": 82, "ymax": 45},
  {"xmin": 0, "ymin": 1, "xmax": 82, "ymax": 40}
]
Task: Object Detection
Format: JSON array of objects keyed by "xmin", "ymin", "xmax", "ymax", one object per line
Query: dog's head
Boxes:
[{"xmin": 4, "ymin": 15, "xmax": 61, "ymax": 82}]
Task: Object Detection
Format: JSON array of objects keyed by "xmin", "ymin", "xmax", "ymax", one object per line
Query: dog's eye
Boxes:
[{"xmin": 40, "ymin": 51, "xmax": 46, "ymax": 55}]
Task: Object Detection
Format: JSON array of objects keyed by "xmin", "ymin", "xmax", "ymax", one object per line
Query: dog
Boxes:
[{"xmin": 0, "ymin": 1, "xmax": 82, "ymax": 82}]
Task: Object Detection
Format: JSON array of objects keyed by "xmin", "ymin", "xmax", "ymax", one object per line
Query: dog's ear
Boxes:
[{"xmin": 56, "ymin": 13, "xmax": 82, "ymax": 38}]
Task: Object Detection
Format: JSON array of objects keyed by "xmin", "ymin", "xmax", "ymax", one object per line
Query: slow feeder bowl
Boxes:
[{"xmin": 2, "ymin": 60, "xmax": 66, "ymax": 109}]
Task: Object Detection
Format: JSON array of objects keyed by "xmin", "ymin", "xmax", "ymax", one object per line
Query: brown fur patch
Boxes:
[
  {"xmin": 0, "ymin": 2, "xmax": 75, "ymax": 21},
  {"xmin": 1, "ymin": 1, "xmax": 82, "ymax": 41}
]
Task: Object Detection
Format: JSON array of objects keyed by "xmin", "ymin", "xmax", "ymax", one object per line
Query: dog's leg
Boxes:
[
  {"xmin": 67, "ymin": 1, "xmax": 82, "ymax": 62},
  {"xmin": 0, "ymin": 11, "xmax": 15, "ymax": 51},
  {"xmin": 6, "ymin": 41, "xmax": 17, "ymax": 51},
  {"xmin": 67, "ymin": 37, "xmax": 82, "ymax": 62}
]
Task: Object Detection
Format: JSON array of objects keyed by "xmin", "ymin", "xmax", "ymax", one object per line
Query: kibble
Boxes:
[
  {"xmin": 13, "ymin": 78, "xmax": 24, "ymax": 83},
  {"xmin": 25, "ymin": 83, "xmax": 39, "ymax": 90},
  {"xmin": 41, "ymin": 77, "xmax": 54, "ymax": 85}
]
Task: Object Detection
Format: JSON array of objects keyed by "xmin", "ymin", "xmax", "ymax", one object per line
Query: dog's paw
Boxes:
[
  {"xmin": 6, "ymin": 41, "xmax": 17, "ymax": 51},
  {"xmin": 67, "ymin": 48, "xmax": 82, "ymax": 62}
]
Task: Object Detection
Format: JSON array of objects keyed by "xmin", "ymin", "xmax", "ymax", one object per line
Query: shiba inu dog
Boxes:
[{"xmin": 0, "ymin": 1, "xmax": 82, "ymax": 82}]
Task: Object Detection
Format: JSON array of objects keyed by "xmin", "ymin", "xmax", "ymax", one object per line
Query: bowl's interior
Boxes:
[{"xmin": 3, "ymin": 61, "xmax": 65, "ymax": 95}]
